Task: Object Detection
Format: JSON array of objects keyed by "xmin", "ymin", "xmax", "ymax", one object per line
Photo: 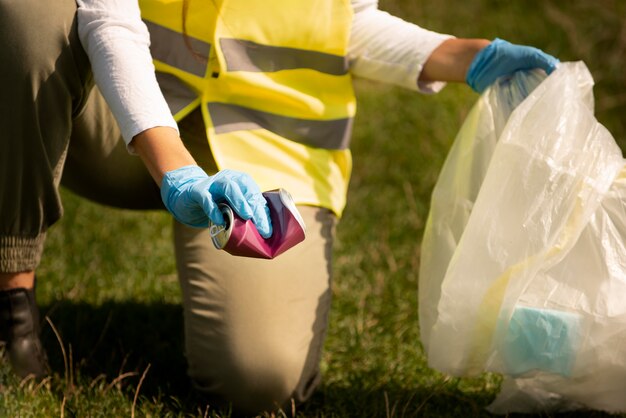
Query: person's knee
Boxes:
[{"xmin": 189, "ymin": 341, "xmax": 308, "ymax": 414}]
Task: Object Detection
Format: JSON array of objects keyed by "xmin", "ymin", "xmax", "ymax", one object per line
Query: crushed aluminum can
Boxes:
[{"xmin": 209, "ymin": 188, "xmax": 306, "ymax": 259}]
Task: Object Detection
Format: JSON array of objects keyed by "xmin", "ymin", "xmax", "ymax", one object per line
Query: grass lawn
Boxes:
[{"xmin": 1, "ymin": 0, "xmax": 624, "ymax": 416}]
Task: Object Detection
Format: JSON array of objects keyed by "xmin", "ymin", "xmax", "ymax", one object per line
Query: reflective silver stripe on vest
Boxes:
[
  {"xmin": 143, "ymin": 20, "xmax": 210, "ymax": 77},
  {"xmin": 208, "ymin": 102, "xmax": 352, "ymax": 150},
  {"xmin": 155, "ymin": 72, "xmax": 198, "ymax": 116},
  {"xmin": 220, "ymin": 38, "xmax": 349, "ymax": 75}
]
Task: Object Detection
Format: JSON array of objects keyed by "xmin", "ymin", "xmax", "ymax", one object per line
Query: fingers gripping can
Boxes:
[{"xmin": 208, "ymin": 189, "xmax": 306, "ymax": 259}]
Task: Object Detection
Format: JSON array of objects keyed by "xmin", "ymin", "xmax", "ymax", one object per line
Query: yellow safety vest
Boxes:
[{"xmin": 139, "ymin": 0, "xmax": 356, "ymax": 216}]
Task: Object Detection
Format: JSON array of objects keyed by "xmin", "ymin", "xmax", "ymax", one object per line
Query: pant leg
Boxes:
[
  {"xmin": 61, "ymin": 86, "xmax": 162, "ymax": 210},
  {"xmin": 0, "ymin": 0, "xmax": 91, "ymax": 272},
  {"xmin": 174, "ymin": 206, "xmax": 336, "ymax": 415}
]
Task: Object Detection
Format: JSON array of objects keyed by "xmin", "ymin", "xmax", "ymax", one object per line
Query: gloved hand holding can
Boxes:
[{"xmin": 160, "ymin": 165, "xmax": 272, "ymax": 237}]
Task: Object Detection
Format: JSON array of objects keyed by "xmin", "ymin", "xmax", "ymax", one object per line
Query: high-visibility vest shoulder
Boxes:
[{"xmin": 139, "ymin": 0, "xmax": 356, "ymax": 216}]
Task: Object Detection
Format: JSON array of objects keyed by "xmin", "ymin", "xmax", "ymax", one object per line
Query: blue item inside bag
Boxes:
[{"xmin": 502, "ymin": 306, "xmax": 580, "ymax": 377}]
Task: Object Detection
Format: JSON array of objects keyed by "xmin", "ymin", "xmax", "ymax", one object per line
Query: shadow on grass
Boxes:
[
  {"xmin": 302, "ymin": 385, "xmax": 619, "ymax": 418},
  {"xmin": 40, "ymin": 300, "xmax": 191, "ymax": 397},
  {"xmin": 36, "ymin": 300, "xmax": 622, "ymax": 418},
  {"xmin": 302, "ymin": 383, "xmax": 493, "ymax": 418}
]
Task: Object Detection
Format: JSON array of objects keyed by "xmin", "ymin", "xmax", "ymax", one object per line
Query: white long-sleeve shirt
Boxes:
[{"xmin": 76, "ymin": 0, "xmax": 452, "ymax": 146}]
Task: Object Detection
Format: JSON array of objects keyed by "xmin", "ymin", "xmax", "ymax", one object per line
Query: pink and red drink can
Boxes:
[{"xmin": 209, "ymin": 189, "xmax": 306, "ymax": 259}]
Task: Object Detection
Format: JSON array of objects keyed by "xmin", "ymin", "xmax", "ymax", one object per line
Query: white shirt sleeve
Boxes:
[
  {"xmin": 349, "ymin": 0, "xmax": 454, "ymax": 93},
  {"xmin": 76, "ymin": 0, "xmax": 178, "ymax": 150}
]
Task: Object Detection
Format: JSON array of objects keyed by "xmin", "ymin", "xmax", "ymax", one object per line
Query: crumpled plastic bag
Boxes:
[{"xmin": 418, "ymin": 61, "xmax": 626, "ymax": 413}]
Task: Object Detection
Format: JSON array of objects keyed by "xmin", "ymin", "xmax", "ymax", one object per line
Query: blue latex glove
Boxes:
[
  {"xmin": 161, "ymin": 165, "xmax": 272, "ymax": 238},
  {"xmin": 466, "ymin": 38, "xmax": 559, "ymax": 93}
]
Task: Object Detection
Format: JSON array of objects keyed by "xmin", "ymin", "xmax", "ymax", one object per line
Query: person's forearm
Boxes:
[
  {"xmin": 131, "ymin": 126, "xmax": 197, "ymax": 185},
  {"xmin": 419, "ymin": 38, "xmax": 490, "ymax": 83}
]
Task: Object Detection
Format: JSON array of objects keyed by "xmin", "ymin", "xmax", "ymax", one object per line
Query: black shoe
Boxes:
[{"xmin": 0, "ymin": 287, "xmax": 49, "ymax": 379}]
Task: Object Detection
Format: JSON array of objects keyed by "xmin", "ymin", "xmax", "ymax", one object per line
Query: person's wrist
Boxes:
[
  {"xmin": 465, "ymin": 38, "xmax": 501, "ymax": 92},
  {"xmin": 160, "ymin": 165, "xmax": 209, "ymax": 224},
  {"xmin": 133, "ymin": 126, "xmax": 197, "ymax": 184}
]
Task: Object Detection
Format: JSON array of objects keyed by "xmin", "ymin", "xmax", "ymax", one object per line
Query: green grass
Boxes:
[{"xmin": 2, "ymin": 0, "xmax": 625, "ymax": 416}]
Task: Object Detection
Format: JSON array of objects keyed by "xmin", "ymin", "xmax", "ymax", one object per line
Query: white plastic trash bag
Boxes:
[{"xmin": 418, "ymin": 61, "xmax": 626, "ymax": 413}]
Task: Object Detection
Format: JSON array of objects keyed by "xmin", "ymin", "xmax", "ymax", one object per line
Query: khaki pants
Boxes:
[
  {"xmin": 0, "ymin": 0, "xmax": 336, "ymax": 413},
  {"xmin": 175, "ymin": 207, "xmax": 335, "ymax": 413}
]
